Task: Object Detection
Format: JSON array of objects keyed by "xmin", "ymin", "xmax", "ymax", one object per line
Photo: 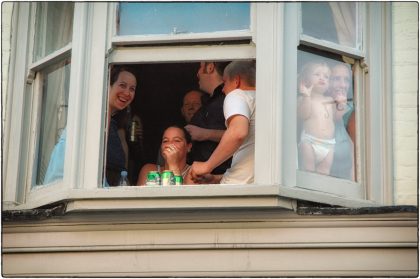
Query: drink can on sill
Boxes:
[
  {"xmin": 174, "ymin": 175, "xmax": 183, "ymax": 186},
  {"xmin": 161, "ymin": 170, "xmax": 174, "ymax": 186},
  {"xmin": 146, "ymin": 171, "xmax": 161, "ymax": 186}
]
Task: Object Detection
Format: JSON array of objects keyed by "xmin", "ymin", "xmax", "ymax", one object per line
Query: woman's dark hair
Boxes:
[
  {"xmin": 110, "ymin": 65, "xmax": 137, "ymax": 86},
  {"xmin": 162, "ymin": 125, "xmax": 192, "ymax": 144}
]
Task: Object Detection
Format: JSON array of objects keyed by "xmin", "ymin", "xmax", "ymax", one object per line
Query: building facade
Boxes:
[{"xmin": 2, "ymin": 2, "xmax": 418, "ymax": 276}]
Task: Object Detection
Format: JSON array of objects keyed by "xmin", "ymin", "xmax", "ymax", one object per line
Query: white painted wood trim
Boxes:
[
  {"xmin": 365, "ymin": 3, "xmax": 394, "ymax": 204},
  {"xmin": 108, "ymin": 44, "xmax": 255, "ymax": 64},
  {"xmin": 28, "ymin": 43, "xmax": 72, "ymax": 73},
  {"xmin": 298, "ymin": 2, "xmax": 365, "ymax": 59},
  {"xmin": 381, "ymin": 3, "xmax": 395, "ymax": 205},
  {"xmin": 3, "ymin": 3, "xmax": 31, "ymax": 205},
  {"xmin": 25, "ymin": 71, "xmax": 43, "ymax": 189},
  {"xmin": 296, "ymin": 171, "xmax": 364, "ymax": 199},
  {"xmin": 254, "ymin": 3, "xmax": 283, "ymax": 185},
  {"xmin": 299, "ymin": 35, "xmax": 365, "ymax": 59},
  {"xmin": 78, "ymin": 3, "xmax": 109, "ymax": 190},
  {"xmin": 3, "ymin": 210, "xmax": 417, "ymax": 277},
  {"xmin": 281, "ymin": 3, "xmax": 299, "ymax": 187},
  {"xmin": 4, "ymin": 223, "xmax": 417, "ymax": 252},
  {"xmin": 278, "ymin": 185, "xmax": 377, "ymax": 208},
  {"xmin": 4, "ymin": 184, "xmax": 299, "ymax": 211},
  {"xmin": 63, "ymin": 3, "xmax": 90, "ymax": 191},
  {"xmin": 112, "ymin": 31, "xmax": 252, "ymax": 46}
]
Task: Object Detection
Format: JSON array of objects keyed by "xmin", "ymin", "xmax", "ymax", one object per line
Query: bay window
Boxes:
[{"xmin": 3, "ymin": 2, "xmax": 393, "ymax": 211}]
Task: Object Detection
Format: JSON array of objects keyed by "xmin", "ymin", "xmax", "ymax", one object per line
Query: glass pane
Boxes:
[
  {"xmin": 301, "ymin": 2, "xmax": 358, "ymax": 49},
  {"xmin": 36, "ymin": 60, "xmax": 71, "ymax": 185},
  {"xmin": 118, "ymin": 3, "xmax": 250, "ymax": 36},
  {"xmin": 33, "ymin": 2, "xmax": 74, "ymax": 61},
  {"xmin": 297, "ymin": 50, "xmax": 356, "ymax": 181}
]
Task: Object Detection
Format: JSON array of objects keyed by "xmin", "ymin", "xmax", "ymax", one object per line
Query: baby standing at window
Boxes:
[{"xmin": 297, "ymin": 61, "xmax": 346, "ymax": 176}]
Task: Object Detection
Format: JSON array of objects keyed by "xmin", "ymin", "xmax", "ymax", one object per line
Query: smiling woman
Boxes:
[
  {"xmin": 42, "ymin": 66, "xmax": 139, "ymax": 186},
  {"xmin": 105, "ymin": 66, "xmax": 138, "ymax": 186},
  {"xmin": 108, "ymin": 68, "xmax": 137, "ymax": 113}
]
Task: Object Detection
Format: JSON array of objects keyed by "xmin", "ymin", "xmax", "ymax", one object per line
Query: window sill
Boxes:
[
  {"xmin": 3, "ymin": 184, "xmax": 296, "ymax": 212},
  {"xmin": 65, "ymin": 184, "xmax": 295, "ymax": 213}
]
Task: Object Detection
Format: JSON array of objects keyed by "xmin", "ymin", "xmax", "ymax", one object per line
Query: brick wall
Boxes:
[{"xmin": 392, "ymin": 3, "xmax": 418, "ymax": 205}]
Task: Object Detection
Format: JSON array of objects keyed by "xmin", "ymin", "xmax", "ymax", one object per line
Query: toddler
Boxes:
[{"xmin": 297, "ymin": 62, "xmax": 341, "ymax": 175}]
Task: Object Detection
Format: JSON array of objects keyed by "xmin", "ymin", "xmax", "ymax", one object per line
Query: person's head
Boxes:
[
  {"xmin": 181, "ymin": 90, "xmax": 203, "ymax": 123},
  {"xmin": 161, "ymin": 125, "xmax": 192, "ymax": 161},
  {"xmin": 222, "ymin": 60, "xmax": 256, "ymax": 95},
  {"xmin": 108, "ymin": 66, "xmax": 137, "ymax": 114},
  {"xmin": 197, "ymin": 61, "xmax": 231, "ymax": 95},
  {"xmin": 330, "ymin": 63, "xmax": 352, "ymax": 99},
  {"xmin": 298, "ymin": 61, "xmax": 330, "ymax": 94}
]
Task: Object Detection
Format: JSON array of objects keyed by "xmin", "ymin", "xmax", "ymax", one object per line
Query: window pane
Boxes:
[
  {"xmin": 301, "ymin": 2, "xmax": 358, "ymax": 49},
  {"xmin": 36, "ymin": 60, "xmax": 71, "ymax": 185},
  {"xmin": 297, "ymin": 50, "xmax": 355, "ymax": 181},
  {"xmin": 118, "ymin": 3, "xmax": 250, "ymax": 36},
  {"xmin": 33, "ymin": 2, "xmax": 74, "ymax": 61}
]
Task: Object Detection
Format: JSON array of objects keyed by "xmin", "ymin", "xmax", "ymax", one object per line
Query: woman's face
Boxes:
[
  {"xmin": 330, "ymin": 65, "xmax": 351, "ymax": 98},
  {"xmin": 109, "ymin": 71, "xmax": 137, "ymax": 113},
  {"xmin": 161, "ymin": 127, "xmax": 191, "ymax": 158}
]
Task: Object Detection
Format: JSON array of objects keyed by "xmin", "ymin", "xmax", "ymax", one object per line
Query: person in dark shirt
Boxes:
[
  {"xmin": 43, "ymin": 66, "xmax": 138, "ymax": 186},
  {"xmin": 184, "ymin": 61, "xmax": 232, "ymax": 174},
  {"xmin": 106, "ymin": 66, "xmax": 138, "ymax": 185}
]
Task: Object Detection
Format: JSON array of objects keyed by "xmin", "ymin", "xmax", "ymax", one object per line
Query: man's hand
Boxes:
[
  {"xmin": 184, "ymin": 125, "xmax": 208, "ymax": 141},
  {"xmin": 190, "ymin": 161, "xmax": 213, "ymax": 181},
  {"xmin": 185, "ymin": 125, "xmax": 225, "ymax": 142}
]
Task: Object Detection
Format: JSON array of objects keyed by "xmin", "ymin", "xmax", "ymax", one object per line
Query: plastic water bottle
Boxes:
[{"xmin": 119, "ymin": 170, "xmax": 129, "ymax": 186}]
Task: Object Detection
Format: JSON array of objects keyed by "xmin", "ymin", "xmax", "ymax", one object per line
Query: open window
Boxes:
[
  {"xmin": 2, "ymin": 2, "xmax": 78, "ymax": 208},
  {"xmin": 103, "ymin": 62, "xmax": 201, "ymax": 185},
  {"xmin": 276, "ymin": 2, "xmax": 393, "ymax": 207},
  {"xmin": 29, "ymin": 2, "xmax": 74, "ymax": 187},
  {"xmin": 3, "ymin": 2, "xmax": 394, "ymax": 211}
]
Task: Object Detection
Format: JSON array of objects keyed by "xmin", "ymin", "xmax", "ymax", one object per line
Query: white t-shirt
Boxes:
[{"xmin": 221, "ymin": 89, "xmax": 256, "ymax": 184}]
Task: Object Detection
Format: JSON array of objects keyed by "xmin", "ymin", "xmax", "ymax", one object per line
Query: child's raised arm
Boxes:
[{"xmin": 297, "ymin": 82, "xmax": 313, "ymax": 120}]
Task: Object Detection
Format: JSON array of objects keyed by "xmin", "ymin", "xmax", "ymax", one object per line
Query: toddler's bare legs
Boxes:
[
  {"xmin": 299, "ymin": 142, "xmax": 316, "ymax": 172},
  {"xmin": 316, "ymin": 149, "xmax": 334, "ymax": 175}
]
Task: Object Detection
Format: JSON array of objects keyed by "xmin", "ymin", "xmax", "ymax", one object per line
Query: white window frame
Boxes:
[
  {"xmin": 110, "ymin": 3, "xmax": 255, "ymax": 46},
  {"xmin": 26, "ymin": 9, "xmax": 73, "ymax": 191},
  {"xmin": 275, "ymin": 3, "xmax": 393, "ymax": 206},
  {"xmin": 298, "ymin": 2, "xmax": 364, "ymax": 59},
  {"xmin": 3, "ymin": 2, "xmax": 393, "ymax": 211}
]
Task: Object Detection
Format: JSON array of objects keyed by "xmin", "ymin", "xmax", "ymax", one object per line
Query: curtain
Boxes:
[{"xmin": 329, "ymin": 2, "xmax": 356, "ymax": 48}]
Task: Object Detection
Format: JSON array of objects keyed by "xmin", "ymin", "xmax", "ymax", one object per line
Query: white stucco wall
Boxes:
[{"xmin": 392, "ymin": 3, "xmax": 419, "ymax": 205}]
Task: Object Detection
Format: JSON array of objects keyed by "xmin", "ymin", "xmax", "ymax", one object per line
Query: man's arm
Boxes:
[
  {"xmin": 184, "ymin": 124, "xmax": 225, "ymax": 142},
  {"xmin": 190, "ymin": 115, "xmax": 249, "ymax": 179}
]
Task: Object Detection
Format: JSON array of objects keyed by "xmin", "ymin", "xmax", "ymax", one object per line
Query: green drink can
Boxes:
[
  {"xmin": 174, "ymin": 175, "xmax": 183, "ymax": 186},
  {"xmin": 146, "ymin": 171, "xmax": 161, "ymax": 186},
  {"xmin": 161, "ymin": 170, "xmax": 174, "ymax": 186}
]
